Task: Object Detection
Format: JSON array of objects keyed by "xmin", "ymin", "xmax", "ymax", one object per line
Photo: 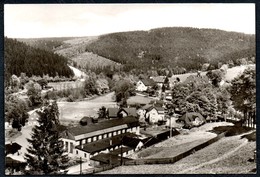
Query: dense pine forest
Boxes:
[
  {"xmin": 4, "ymin": 37, "xmax": 74, "ymax": 82},
  {"xmin": 85, "ymin": 27, "xmax": 255, "ymax": 72}
]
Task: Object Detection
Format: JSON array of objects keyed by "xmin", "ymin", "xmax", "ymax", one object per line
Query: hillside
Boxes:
[
  {"xmin": 85, "ymin": 27, "xmax": 255, "ymax": 72},
  {"xmin": 170, "ymin": 64, "xmax": 255, "ymax": 83},
  {"xmin": 54, "ymin": 37, "xmax": 121, "ymax": 70},
  {"xmin": 17, "ymin": 37, "xmax": 74, "ymax": 51},
  {"xmin": 4, "ymin": 37, "xmax": 74, "ymax": 81}
]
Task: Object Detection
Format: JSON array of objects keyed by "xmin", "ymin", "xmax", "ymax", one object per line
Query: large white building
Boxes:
[{"xmin": 61, "ymin": 116, "xmax": 140, "ymax": 165}]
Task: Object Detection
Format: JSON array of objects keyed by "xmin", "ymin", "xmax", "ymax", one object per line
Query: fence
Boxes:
[
  {"xmin": 82, "ymin": 132, "xmax": 226, "ymax": 174},
  {"xmin": 124, "ymin": 132, "xmax": 226, "ymax": 166},
  {"xmin": 83, "ymin": 163, "xmax": 121, "ymax": 174}
]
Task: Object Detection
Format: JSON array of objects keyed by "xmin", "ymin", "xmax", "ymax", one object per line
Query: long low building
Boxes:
[{"xmin": 61, "ymin": 116, "xmax": 140, "ymax": 163}]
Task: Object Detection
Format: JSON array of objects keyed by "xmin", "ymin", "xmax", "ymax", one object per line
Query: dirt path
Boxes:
[{"xmin": 178, "ymin": 138, "xmax": 248, "ymax": 174}]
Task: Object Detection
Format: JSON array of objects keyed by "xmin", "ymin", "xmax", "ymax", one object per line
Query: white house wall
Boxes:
[{"xmin": 136, "ymin": 81, "xmax": 148, "ymax": 92}]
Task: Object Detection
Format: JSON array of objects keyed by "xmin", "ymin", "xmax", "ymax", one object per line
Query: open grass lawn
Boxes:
[
  {"xmin": 171, "ymin": 64, "xmax": 254, "ymax": 83},
  {"xmin": 224, "ymin": 64, "xmax": 255, "ymax": 81},
  {"xmin": 139, "ymin": 138, "xmax": 214, "ymax": 159},
  {"xmin": 211, "ymin": 125, "xmax": 253, "ymax": 137},
  {"xmin": 191, "ymin": 141, "xmax": 256, "ymax": 174},
  {"xmin": 58, "ymin": 101, "xmax": 117, "ymax": 121},
  {"xmin": 127, "ymin": 95, "xmax": 154, "ymax": 105},
  {"xmin": 58, "ymin": 92, "xmax": 117, "ymax": 121}
]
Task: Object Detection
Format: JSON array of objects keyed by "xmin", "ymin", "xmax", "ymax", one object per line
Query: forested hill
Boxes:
[
  {"xmin": 85, "ymin": 27, "xmax": 255, "ymax": 72},
  {"xmin": 4, "ymin": 37, "xmax": 74, "ymax": 81},
  {"xmin": 17, "ymin": 37, "xmax": 74, "ymax": 52}
]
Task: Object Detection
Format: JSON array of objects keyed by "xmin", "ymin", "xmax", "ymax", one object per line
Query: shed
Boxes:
[{"xmin": 179, "ymin": 112, "xmax": 205, "ymax": 128}]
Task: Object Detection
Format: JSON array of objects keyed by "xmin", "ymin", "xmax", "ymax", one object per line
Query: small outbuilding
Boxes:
[{"xmin": 179, "ymin": 112, "xmax": 205, "ymax": 128}]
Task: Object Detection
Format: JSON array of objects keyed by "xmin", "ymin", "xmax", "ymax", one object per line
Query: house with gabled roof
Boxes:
[
  {"xmin": 137, "ymin": 104, "xmax": 166, "ymax": 124},
  {"xmin": 136, "ymin": 78, "xmax": 155, "ymax": 92},
  {"xmin": 107, "ymin": 108, "xmax": 120, "ymax": 119},
  {"xmin": 145, "ymin": 106, "xmax": 165, "ymax": 124},
  {"xmin": 118, "ymin": 108, "xmax": 137, "ymax": 118},
  {"xmin": 150, "ymin": 76, "xmax": 166, "ymax": 87}
]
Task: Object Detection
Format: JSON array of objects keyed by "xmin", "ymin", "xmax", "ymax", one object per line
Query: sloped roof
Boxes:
[
  {"xmin": 141, "ymin": 78, "xmax": 155, "ymax": 86},
  {"xmin": 67, "ymin": 116, "xmax": 139, "ymax": 137},
  {"xmin": 141, "ymin": 104, "xmax": 153, "ymax": 110},
  {"xmin": 155, "ymin": 107, "xmax": 165, "ymax": 112},
  {"xmin": 120, "ymin": 108, "xmax": 137, "ymax": 117},
  {"xmin": 147, "ymin": 106, "xmax": 165, "ymax": 113},
  {"xmin": 122, "ymin": 136, "xmax": 142, "ymax": 149},
  {"xmin": 151, "ymin": 76, "xmax": 166, "ymax": 83},
  {"xmin": 75, "ymin": 132, "xmax": 138, "ymax": 154},
  {"xmin": 179, "ymin": 112, "xmax": 205, "ymax": 126},
  {"xmin": 108, "ymin": 108, "xmax": 119, "ymax": 118}
]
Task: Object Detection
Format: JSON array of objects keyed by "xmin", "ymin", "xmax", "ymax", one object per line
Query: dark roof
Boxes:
[
  {"xmin": 80, "ymin": 117, "xmax": 94, "ymax": 125},
  {"xmin": 141, "ymin": 104, "xmax": 153, "ymax": 110},
  {"xmin": 75, "ymin": 132, "xmax": 138, "ymax": 154},
  {"xmin": 141, "ymin": 78, "xmax": 155, "ymax": 86},
  {"xmin": 68, "ymin": 116, "xmax": 139, "ymax": 137},
  {"xmin": 5, "ymin": 143, "xmax": 22, "ymax": 155},
  {"xmin": 119, "ymin": 108, "xmax": 137, "ymax": 117},
  {"xmin": 146, "ymin": 106, "xmax": 165, "ymax": 113},
  {"xmin": 179, "ymin": 112, "xmax": 205, "ymax": 125},
  {"xmin": 108, "ymin": 108, "xmax": 119, "ymax": 118},
  {"xmin": 90, "ymin": 153, "xmax": 131, "ymax": 165},
  {"xmin": 122, "ymin": 136, "xmax": 142, "ymax": 149}
]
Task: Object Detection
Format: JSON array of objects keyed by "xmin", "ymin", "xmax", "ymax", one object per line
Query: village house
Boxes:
[
  {"xmin": 27, "ymin": 109, "xmax": 40, "ymax": 126},
  {"xmin": 135, "ymin": 78, "xmax": 155, "ymax": 92},
  {"xmin": 107, "ymin": 108, "xmax": 137, "ymax": 119},
  {"xmin": 146, "ymin": 106, "xmax": 165, "ymax": 124},
  {"xmin": 137, "ymin": 104, "xmax": 152, "ymax": 122},
  {"xmin": 61, "ymin": 116, "xmax": 140, "ymax": 165},
  {"xmin": 150, "ymin": 76, "xmax": 166, "ymax": 88},
  {"xmin": 137, "ymin": 104, "xmax": 166, "ymax": 124}
]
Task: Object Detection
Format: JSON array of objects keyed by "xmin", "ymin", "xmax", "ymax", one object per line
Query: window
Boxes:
[
  {"xmin": 76, "ymin": 150, "xmax": 78, "ymax": 155},
  {"xmin": 84, "ymin": 153, "xmax": 87, "ymax": 158},
  {"xmin": 70, "ymin": 142, "xmax": 73, "ymax": 153},
  {"xmin": 65, "ymin": 142, "xmax": 68, "ymax": 152}
]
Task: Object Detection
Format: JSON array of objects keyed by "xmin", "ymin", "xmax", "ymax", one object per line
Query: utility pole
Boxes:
[
  {"xmin": 120, "ymin": 137, "xmax": 123, "ymax": 166},
  {"xmin": 80, "ymin": 157, "xmax": 82, "ymax": 174},
  {"xmin": 170, "ymin": 116, "xmax": 172, "ymax": 138}
]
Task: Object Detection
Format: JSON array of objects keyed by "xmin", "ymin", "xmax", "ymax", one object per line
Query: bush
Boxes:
[
  {"xmin": 241, "ymin": 131, "xmax": 256, "ymax": 141},
  {"xmin": 211, "ymin": 126, "xmax": 253, "ymax": 137}
]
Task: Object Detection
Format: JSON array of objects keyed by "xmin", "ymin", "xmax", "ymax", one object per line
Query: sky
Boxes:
[{"xmin": 4, "ymin": 3, "xmax": 255, "ymax": 38}]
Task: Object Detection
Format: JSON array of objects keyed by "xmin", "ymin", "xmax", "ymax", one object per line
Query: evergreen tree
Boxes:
[{"xmin": 24, "ymin": 101, "xmax": 69, "ymax": 175}]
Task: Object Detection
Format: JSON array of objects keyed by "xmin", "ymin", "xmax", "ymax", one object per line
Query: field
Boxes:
[
  {"xmin": 55, "ymin": 36, "xmax": 120, "ymax": 69},
  {"xmin": 127, "ymin": 95, "xmax": 154, "ymax": 105},
  {"xmin": 71, "ymin": 52, "xmax": 121, "ymax": 69},
  {"xmin": 224, "ymin": 64, "xmax": 255, "ymax": 81},
  {"xmin": 99, "ymin": 122, "xmax": 256, "ymax": 174},
  {"xmin": 58, "ymin": 92, "xmax": 117, "ymax": 122},
  {"xmin": 170, "ymin": 64, "xmax": 255, "ymax": 83}
]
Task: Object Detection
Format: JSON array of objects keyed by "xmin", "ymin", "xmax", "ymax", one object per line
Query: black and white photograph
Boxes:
[{"xmin": 4, "ymin": 3, "xmax": 256, "ymax": 175}]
